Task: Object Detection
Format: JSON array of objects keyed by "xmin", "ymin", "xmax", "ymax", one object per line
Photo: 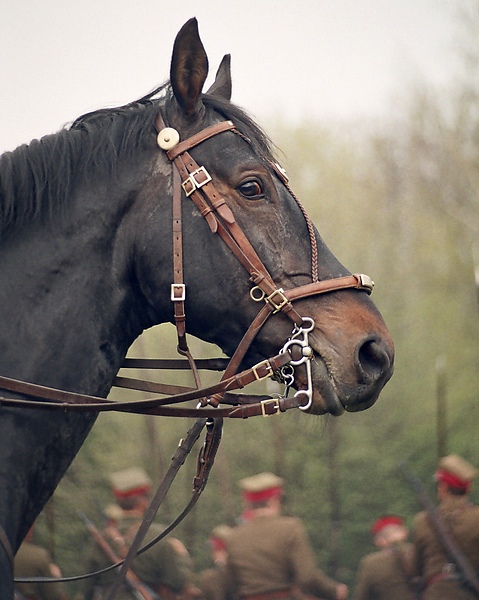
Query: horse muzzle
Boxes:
[{"xmin": 288, "ymin": 329, "xmax": 394, "ymax": 416}]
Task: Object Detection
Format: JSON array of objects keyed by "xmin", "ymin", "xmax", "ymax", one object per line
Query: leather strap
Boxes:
[
  {"xmin": 165, "ymin": 120, "xmax": 236, "ymax": 160},
  {"xmin": 121, "ymin": 357, "xmax": 229, "ymax": 370},
  {"xmin": 0, "ymin": 351, "xmax": 294, "ymax": 415},
  {"xmin": 171, "ymin": 166, "xmax": 187, "ymax": 350},
  {"xmin": 286, "ymin": 274, "xmax": 374, "ymax": 301}
]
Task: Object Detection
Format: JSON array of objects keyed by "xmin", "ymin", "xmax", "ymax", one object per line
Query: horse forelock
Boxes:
[{"xmin": 0, "ymin": 82, "xmax": 275, "ymax": 236}]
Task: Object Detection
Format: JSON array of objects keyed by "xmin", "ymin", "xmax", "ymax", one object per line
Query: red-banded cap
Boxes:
[
  {"xmin": 371, "ymin": 515, "xmax": 404, "ymax": 536},
  {"xmin": 238, "ymin": 472, "xmax": 284, "ymax": 503},
  {"xmin": 435, "ymin": 454, "xmax": 478, "ymax": 491}
]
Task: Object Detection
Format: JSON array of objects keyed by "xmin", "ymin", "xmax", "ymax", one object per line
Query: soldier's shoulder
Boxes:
[
  {"xmin": 257, "ymin": 514, "xmax": 303, "ymax": 535},
  {"xmin": 15, "ymin": 542, "xmax": 51, "ymax": 568},
  {"xmin": 276, "ymin": 514, "xmax": 303, "ymax": 529},
  {"xmin": 412, "ymin": 510, "xmax": 428, "ymax": 528},
  {"xmin": 359, "ymin": 550, "xmax": 384, "ymax": 569},
  {"xmin": 359, "ymin": 549, "xmax": 396, "ymax": 577}
]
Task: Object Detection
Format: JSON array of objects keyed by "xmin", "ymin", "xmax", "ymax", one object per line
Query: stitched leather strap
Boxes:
[
  {"xmin": 165, "ymin": 120, "xmax": 236, "ymax": 160},
  {"xmin": 171, "ymin": 166, "xmax": 188, "ymax": 349}
]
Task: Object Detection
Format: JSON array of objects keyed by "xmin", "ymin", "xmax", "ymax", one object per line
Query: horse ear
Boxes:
[
  {"xmin": 206, "ymin": 54, "xmax": 232, "ymax": 100},
  {"xmin": 170, "ymin": 18, "xmax": 209, "ymax": 116}
]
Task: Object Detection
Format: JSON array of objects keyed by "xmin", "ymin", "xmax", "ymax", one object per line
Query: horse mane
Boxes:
[
  {"xmin": 0, "ymin": 83, "xmax": 276, "ymax": 236},
  {"xmin": 201, "ymin": 93, "xmax": 277, "ymax": 164}
]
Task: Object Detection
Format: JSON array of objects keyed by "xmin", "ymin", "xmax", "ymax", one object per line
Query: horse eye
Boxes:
[{"xmin": 237, "ymin": 179, "xmax": 264, "ymax": 199}]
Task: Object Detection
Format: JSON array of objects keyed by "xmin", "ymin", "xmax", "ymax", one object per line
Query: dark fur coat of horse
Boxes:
[{"xmin": 0, "ymin": 19, "xmax": 394, "ymax": 597}]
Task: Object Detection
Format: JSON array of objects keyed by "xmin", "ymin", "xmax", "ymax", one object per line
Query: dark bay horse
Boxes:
[{"xmin": 0, "ymin": 18, "xmax": 394, "ymax": 597}]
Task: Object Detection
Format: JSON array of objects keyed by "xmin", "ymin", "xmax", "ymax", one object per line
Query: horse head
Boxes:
[{"xmin": 131, "ymin": 18, "xmax": 394, "ymax": 415}]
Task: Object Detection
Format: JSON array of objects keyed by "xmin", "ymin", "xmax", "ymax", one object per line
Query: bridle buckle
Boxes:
[
  {"xmin": 265, "ymin": 288, "xmax": 288, "ymax": 313},
  {"xmin": 252, "ymin": 359, "xmax": 273, "ymax": 381},
  {"xmin": 261, "ymin": 397, "xmax": 280, "ymax": 417},
  {"xmin": 171, "ymin": 283, "xmax": 186, "ymax": 302},
  {"xmin": 182, "ymin": 166, "xmax": 212, "ymax": 197}
]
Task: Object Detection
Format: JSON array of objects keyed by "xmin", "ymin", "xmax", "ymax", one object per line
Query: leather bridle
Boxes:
[{"xmin": 151, "ymin": 113, "xmax": 374, "ymax": 412}]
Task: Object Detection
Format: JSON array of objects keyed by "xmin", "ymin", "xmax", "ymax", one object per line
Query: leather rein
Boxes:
[{"xmin": 0, "ymin": 115, "xmax": 374, "ymax": 418}]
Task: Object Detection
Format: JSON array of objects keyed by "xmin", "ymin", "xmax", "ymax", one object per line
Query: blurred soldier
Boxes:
[
  {"xmin": 83, "ymin": 467, "xmax": 195, "ymax": 600},
  {"xmin": 14, "ymin": 527, "xmax": 68, "ymax": 600},
  {"xmin": 225, "ymin": 472, "xmax": 348, "ymax": 600},
  {"xmin": 412, "ymin": 454, "xmax": 479, "ymax": 599},
  {"xmin": 354, "ymin": 515, "xmax": 417, "ymax": 600},
  {"xmin": 197, "ymin": 525, "xmax": 233, "ymax": 600}
]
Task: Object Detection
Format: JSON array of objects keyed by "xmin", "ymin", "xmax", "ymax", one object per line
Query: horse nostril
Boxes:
[{"xmin": 356, "ymin": 338, "xmax": 392, "ymax": 384}]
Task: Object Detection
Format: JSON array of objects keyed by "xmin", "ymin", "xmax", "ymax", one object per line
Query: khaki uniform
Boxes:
[
  {"xmin": 14, "ymin": 541, "xmax": 67, "ymax": 600},
  {"xmin": 198, "ymin": 565, "xmax": 230, "ymax": 600},
  {"xmin": 354, "ymin": 542, "xmax": 417, "ymax": 600},
  {"xmin": 83, "ymin": 515, "xmax": 192, "ymax": 600},
  {"xmin": 412, "ymin": 496, "xmax": 479, "ymax": 599},
  {"xmin": 197, "ymin": 524, "xmax": 233, "ymax": 600},
  {"xmin": 225, "ymin": 514, "xmax": 339, "ymax": 600}
]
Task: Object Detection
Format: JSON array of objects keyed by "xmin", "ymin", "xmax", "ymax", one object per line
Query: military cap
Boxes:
[
  {"xmin": 238, "ymin": 472, "xmax": 284, "ymax": 502},
  {"xmin": 110, "ymin": 467, "xmax": 152, "ymax": 499},
  {"xmin": 435, "ymin": 454, "xmax": 478, "ymax": 491},
  {"xmin": 371, "ymin": 515, "xmax": 404, "ymax": 537}
]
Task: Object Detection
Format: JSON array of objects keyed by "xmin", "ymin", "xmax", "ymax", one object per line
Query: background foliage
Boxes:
[{"xmin": 30, "ymin": 2, "xmax": 479, "ymax": 596}]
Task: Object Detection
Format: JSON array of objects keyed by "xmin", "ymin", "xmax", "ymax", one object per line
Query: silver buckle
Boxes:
[
  {"xmin": 261, "ymin": 398, "xmax": 280, "ymax": 417},
  {"xmin": 181, "ymin": 166, "xmax": 212, "ymax": 197},
  {"xmin": 171, "ymin": 283, "xmax": 186, "ymax": 302},
  {"xmin": 252, "ymin": 360, "xmax": 273, "ymax": 381}
]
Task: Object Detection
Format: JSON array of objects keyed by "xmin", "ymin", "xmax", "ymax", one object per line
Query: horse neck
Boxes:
[
  {"xmin": 0, "ymin": 163, "xmax": 159, "ymax": 397},
  {"xmin": 0, "ymin": 157, "xmax": 168, "ymax": 559}
]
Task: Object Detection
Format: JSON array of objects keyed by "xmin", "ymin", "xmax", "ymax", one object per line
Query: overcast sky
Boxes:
[{"xmin": 1, "ymin": 0, "xmax": 462, "ymax": 153}]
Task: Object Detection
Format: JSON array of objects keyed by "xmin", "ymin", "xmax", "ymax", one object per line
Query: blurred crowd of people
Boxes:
[{"xmin": 15, "ymin": 453, "xmax": 479, "ymax": 600}]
